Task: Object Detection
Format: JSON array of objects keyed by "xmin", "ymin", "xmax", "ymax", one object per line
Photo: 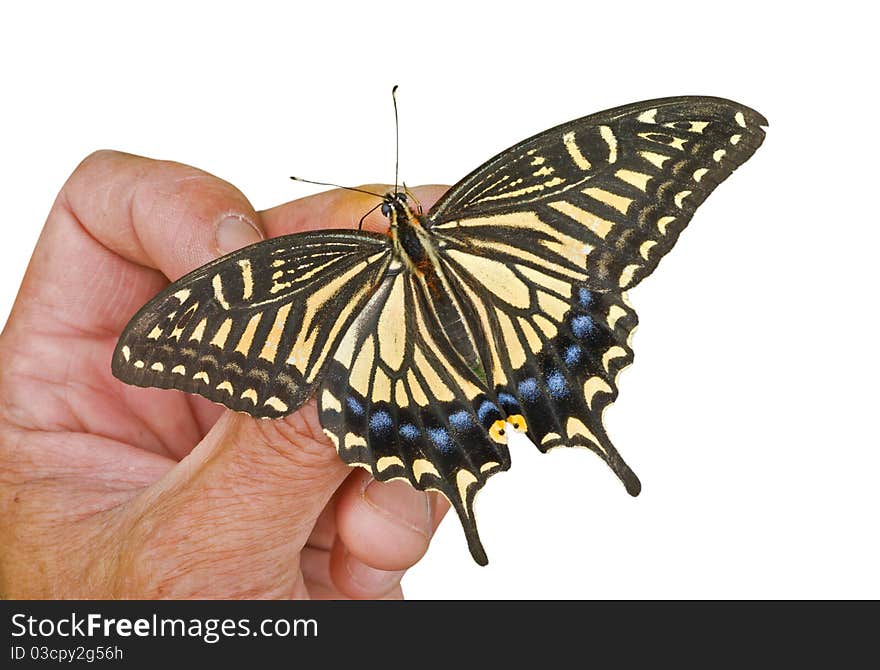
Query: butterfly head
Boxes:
[{"xmin": 380, "ymin": 191, "xmax": 410, "ymax": 222}]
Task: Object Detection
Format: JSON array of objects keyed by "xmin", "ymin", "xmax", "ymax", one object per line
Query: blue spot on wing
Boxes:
[
  {"xmin": 346, "ymin": 396, "xmax": 364, "ymax": 416},
  {"xmin": 564, "ymin": 344, "xmax": 582, "ymax": 367},
  {"xmin": 399, "ymin": 423, "xmax": 419, "ymax": 441},
  {"xmin": 477, "ymin": 400, "xmax": 502, "ymax": 424},
  {"xmin": 449, "ymin": 410, "xmax": 473, "ymax": 431},
  {"xmin": 369, "ymin": 410, "xmax": 393, "ymax": 434},
  {"xmin": 572, "ymin": 315, "xmax": 595, "ymax": 339},
  {"xmin": 518, "ymin": 378, "xmax": 539, "ymax": 402},
  {"xmin": 547, "ymin": 370, "xmax": 569, "ymax": 399},
  {"xmin": 427, "ymin": 427, "xmax": 454, "ymax": 454},
  {"xmin": 578, "ymin": 287, "xmax": 593, "ymax": 307}
]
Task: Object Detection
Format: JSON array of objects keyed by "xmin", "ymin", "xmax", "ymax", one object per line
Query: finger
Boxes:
[
  {"xmin": 13, "ymin": 150, "xmax": 264, "ymax": 337},
  {"xmin": 329, "ymin": 536, "xmax": 407, "ymax": 599},
  {"xmin": 333, "ymin": 469, "xmax": 434, "ymax": 574}
]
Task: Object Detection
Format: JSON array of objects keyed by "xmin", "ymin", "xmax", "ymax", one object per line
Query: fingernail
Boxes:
[
  {"xmin": 344, "ymin": 551, "xmax": 404, "ymax": 594},
  {"xmin": 216, "ymin": 215, "xmax": 262, "ymax": 255},
  {"xmin": 363, "ymin": 477, "xmax": 432, "ymax": 538}
]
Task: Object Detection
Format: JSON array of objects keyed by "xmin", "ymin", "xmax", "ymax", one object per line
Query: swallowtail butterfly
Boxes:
[{"xmin": 113, "ymin": 96, "xmax": 766, "ymax": 564}]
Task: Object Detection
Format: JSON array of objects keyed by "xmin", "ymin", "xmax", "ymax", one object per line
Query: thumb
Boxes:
[{"xmin": 118, "ymin": 403, "xmax": 349, "ymax": 598}]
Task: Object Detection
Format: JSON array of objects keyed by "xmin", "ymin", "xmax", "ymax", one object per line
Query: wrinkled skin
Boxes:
[{"xmin": 0, "ymin": 151, "xmax": 450, "ymax": 598}]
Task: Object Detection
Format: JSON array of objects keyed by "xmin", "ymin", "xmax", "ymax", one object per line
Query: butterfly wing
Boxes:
[
  {"xmin": 318, "ymin": 266, "xmax": 510, "ymax": 565},
  {"xmin": 429, "ymin": 96, "xmax": 767, "ymax": 291},
  {"xmin": 113, "ymin": 231, "xmax": 392, "ymax": 418},
  {"xmin": 424, "ymin": 97, "xmax": 765, "ymax": 504}
]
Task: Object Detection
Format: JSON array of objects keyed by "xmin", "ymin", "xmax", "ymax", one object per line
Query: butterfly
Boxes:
[{"xmin": 113, "ymin": 96, "xmax": 766, "ymax": 564}]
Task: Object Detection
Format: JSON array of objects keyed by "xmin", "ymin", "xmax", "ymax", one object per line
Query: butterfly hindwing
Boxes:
[
  {"xmin": 318, "ymin": 266, "xmax": 511, "ymax": 565},
  {"xmin": 113, "ymin": 231, "xmax": 391, "ymax": 417},
  {"xmin": 430, "ymin": 96, "xmax": 767, "ymax": 291},
  {"xmin": 438, "ymin": 249, "xmax": 641, "ymax": 494}
]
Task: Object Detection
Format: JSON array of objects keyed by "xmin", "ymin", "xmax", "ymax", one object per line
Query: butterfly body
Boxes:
[{"xmin": 114, "ymin": 96, "xmax": 767, "ymax": 564}]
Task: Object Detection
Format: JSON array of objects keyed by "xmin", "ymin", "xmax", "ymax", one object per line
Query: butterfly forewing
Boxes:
[
  {"xmin": 430, "ymin": 96, "xmax": 767, "ymax": 291},
  {"xmin": 113, "ymin": 231, "xmax": 391, "ymax": 417}
]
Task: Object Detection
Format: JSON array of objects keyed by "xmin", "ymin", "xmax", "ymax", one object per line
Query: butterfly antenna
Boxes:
[
  {"xmin": 392, "ymin": 84, "xmax": 400, "ymax": 195},
  {"xmin": 290, "ymin": 176, "xmax": 383, "ymax": 199},
  {"xmin": 403, "ymin": 181, "xmax": 423, "ymax": 215},
  {"xmin": 357, "ymin": 200, "xmax": 384, "ymax": 231}
]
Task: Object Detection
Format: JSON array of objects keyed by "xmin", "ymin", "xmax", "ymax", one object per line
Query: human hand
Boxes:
[{"xmin": 0, "ymin": 151, "xmax": 450, "ymax": 598}]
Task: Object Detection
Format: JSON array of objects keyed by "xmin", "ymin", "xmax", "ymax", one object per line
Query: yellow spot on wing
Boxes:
[
  {"xmin": 640, "ymin": 151, "xmax": 670, "ymax": 168},
  {"xmin": 173, "ymin": 289, "xmax": 191, "ymax": 303},
  {"xmin": 489, "ymin": 419, "xmax": 507, "ymax": 444},
  {"xmin": 344, "ymin": 433, "xmax": 367, "ymax": 450},
  {"xmin": 264, "ymin": 396, "xmax": 289, "ymax": 413},
  {"xmin": 122, "ymin": 345, "xmax": 131, "ymax": 362},
  {"xmin": 372, "ymin": 368, "xmax": 392, "ymax": 402},
  {"xmin": 583, "ymin": 187, "xmax": 632, "ymax": 215},
  {"xmin": 235, "ymin": 313, "xmax": 262, "ymax": 356},
  {"xmin": 134, "ymin": 360, "xmax": 145, "ymax": 369},
  {"xmin": 636, "ymin": 108, "xmax": 657, "ymax": 123},
  {"xmin": 507, "ymin": 414, "xmax": 527, "ymax": 433},
  {"xmin": 193, "ymin": 371, "xmax": 209, "ymax": 383},
  {"xmin": 674, "ymin": 191, "xmax": 692, "ymax": 209},
  {"xmin": 349, "ymin": 335, "xmax": 375, "ymax": 396},
  {"xmin": 639, "ymin": 240, "xmax": 657, "ymax": 260},
  {"xmin": 532, "ymin": 314, "xmax": 557, "ymax": 339},
  {"xmin": 216, "ymin": 381, "xmax": 233, "ymax": 395},
  {"xmin": 565, "ymin": 417, "xmax": 606, "ymax": 454},
  {"xmin": 413, "ymin": 459, "xmax": 440, "ymax": 481},
  {"xmin": 562, "ymin": 131, "xmax": 592, "ymax": 170},
  {"xmin": 657, "ymin": 216, "xmax": 676, "ymax": 234},
  {"xmin": 147, "ymin": 325, "xmax": 163, "ymax": 340},
  {"xmin": 259, "ymin": 303, "xmax": 292, "ymax": 362},
  {"xmin": 600, "ymin": 125, "xmax": 617, "ymax": 163},
  {"xmin": 150, "ymin": 362, "xmax": 164, "ymax": 372},
  {"xmin": 321, "ymin": 389, "xmax": 342, "ymax": 412},
  {"xmin": 407, "ymin": 371, "xmax": 429, "ymax": 406},
  {"xmin": 377, "ymin": 274, "xmax": 406, "ymax": 370},
  {"xmin": 241, "ymin": 388, "xmax": 258, "ymax": 404},
  {"xmin": 541, "ymin": 432, "xmax": 561, "ymax": 445},
  {"xmin": 735, "ymin": 111, "xmax": 747, "ymax": 128},
  {"xmin": 616, "ymin": 169, "xmax": 652, "ymax": 191},
  {"xmin": 456, "ymin": 470, "xmax": 478, "ymax": 505},
  {"xmin": 583, "ymin": 376, "xmax": 613, "ymax": 409},
  {"xmin": 212, "ymin": 274, "xmax": 230, "ymax": 309},
  {"xmin": 607, "ymin": 304, "xmax": 627, "ymax": 330},
  {"xmin": 602, "ymin": 346, "xmax": 628, "ymax": 372},
  {"xmin": 237, "ymin": 259, "xmax": 253, "ymax": 300},
  {"xmin": 190, "ymin": 318, "xmax": 208, "ymax": 342},
  {"xmin": 495, "ymin": 309, "xmax": 526, "ymax": 369},
  {"xmin": 549, "ymin": 200, "xmax": 614, "ymax": 239},
  {"xmin": 394, "ymin": 380, "xmax": 409, "ymax": 407},
  {"xmin": 693, "ymin": 168, "xmax": 709, "ymax": 182},
  {"xmin": 517, "ymin": 318, "xmax": 543, "ymax": 354},
  {"xmin": 619, "ymin": 264, "xmax": 640, "ymax": 288},
  {"xmin": 210, "ymin": 318, "xmax": 232, "ymax": 348},
  {"xmin": 172, "ymin": 365, "xmax": 186, "ymax": 375}
]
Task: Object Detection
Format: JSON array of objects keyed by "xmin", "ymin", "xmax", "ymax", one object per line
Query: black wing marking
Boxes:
[
  {"xmin": 113, "ymin": 231, "xmax": 391, "ymax": 418},
  {"xmin": 429, "ymin": 96, "xmax": 767, "ymax": 291},
  {"xmin": 318, "ymin": 267, "xmax": 510, "ymax": 565}
]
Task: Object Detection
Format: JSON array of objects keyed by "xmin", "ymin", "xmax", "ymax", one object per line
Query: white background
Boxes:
[{"xmin": 1, "ymin": 2, "xmax": 877, "ymax": 599}]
